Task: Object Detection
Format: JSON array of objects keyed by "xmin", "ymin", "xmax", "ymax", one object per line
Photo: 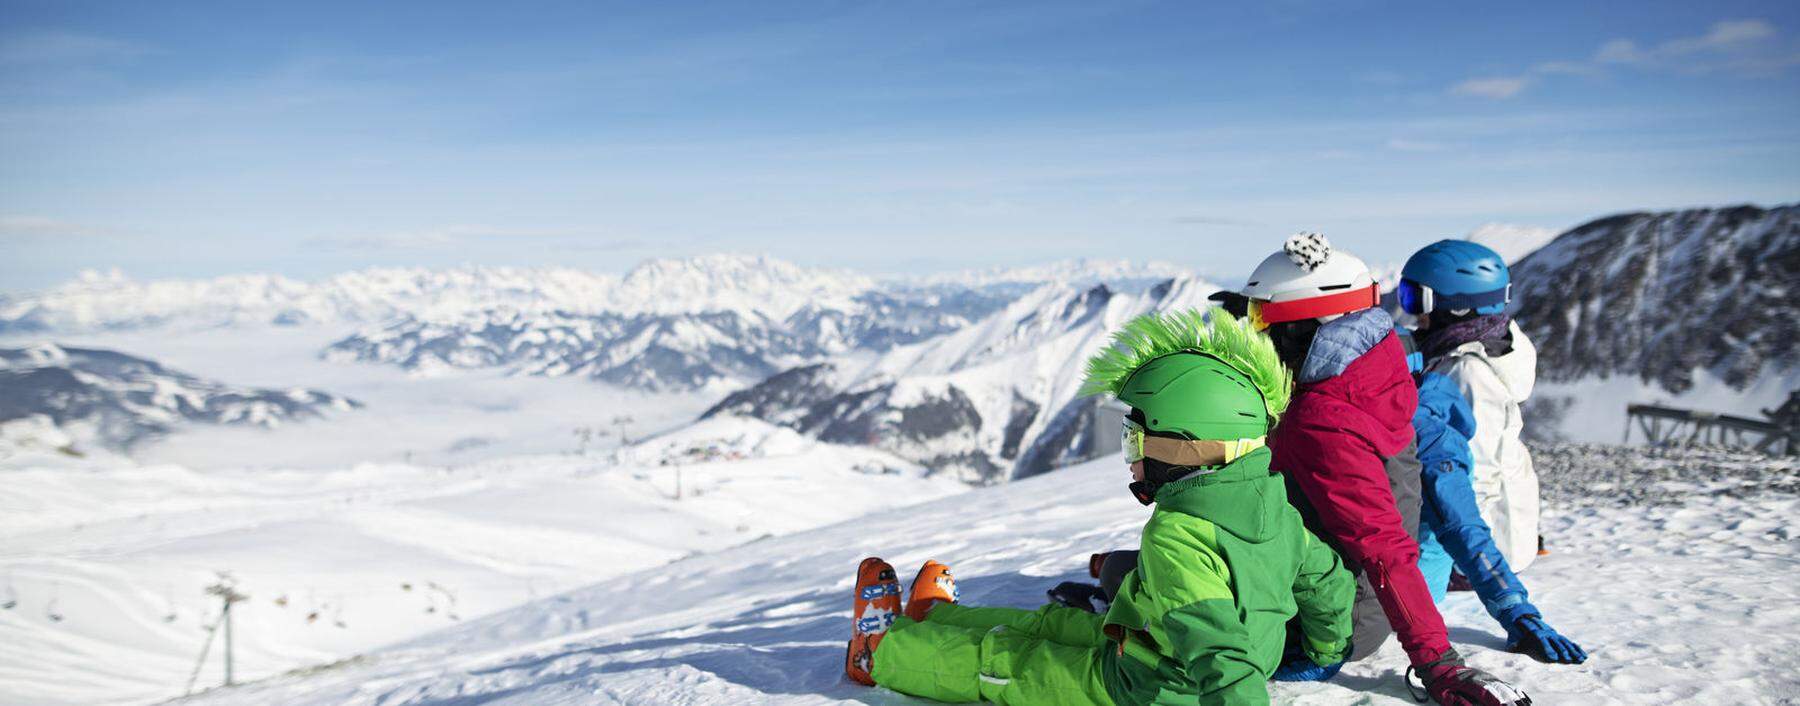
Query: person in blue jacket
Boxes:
[{"xmin": 1394, "ymin": 242, "xmax": 1587, "ymax": 666}]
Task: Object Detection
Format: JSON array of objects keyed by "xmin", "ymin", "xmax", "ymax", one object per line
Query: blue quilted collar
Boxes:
[{"xmin": 1298, "ymin": 307, "xmax": 1394, "ymax": 384}]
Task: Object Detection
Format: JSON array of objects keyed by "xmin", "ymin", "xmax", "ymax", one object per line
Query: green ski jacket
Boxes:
[{"xmin": 1100, "ymin": 448, "xmax": 1355, "ymax": 706}]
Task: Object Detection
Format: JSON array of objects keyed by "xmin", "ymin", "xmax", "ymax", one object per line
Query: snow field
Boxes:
[
  {"xmin": 176, "ymin": 445, "xmax": 1800, "ymax": 705},
  {"xmin": 0, "ymin": 417, "xmax": 964, "ymax": 706}
]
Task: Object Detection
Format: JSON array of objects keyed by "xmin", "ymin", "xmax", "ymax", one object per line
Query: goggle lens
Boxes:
[
  {"xmin": 1397, "ymin": 279, "xmax": 1424, "ymax": 315},
  {"xmin": 1247, "ymin": 299, "xmax": 1269, "ymax": 331},
  {"xmin": 1122, "ymin": 419, "xmax": 1146, "ymax": 463}
]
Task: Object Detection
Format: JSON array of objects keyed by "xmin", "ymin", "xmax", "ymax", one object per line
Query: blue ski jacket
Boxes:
[{"xmin": 1397, "ymin": 329, "xmax": 1539, "ymax": 628}]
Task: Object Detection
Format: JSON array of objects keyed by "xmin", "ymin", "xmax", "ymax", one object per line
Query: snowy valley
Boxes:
[{"xmin": 1, "ymin": 204, "xmax": 1796, "ymax": 706}]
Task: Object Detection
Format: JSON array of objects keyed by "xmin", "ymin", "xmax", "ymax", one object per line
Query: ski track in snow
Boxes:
[{"xmin": 173, "ymin": 448, "xmax": 1800, "ymax": 706}]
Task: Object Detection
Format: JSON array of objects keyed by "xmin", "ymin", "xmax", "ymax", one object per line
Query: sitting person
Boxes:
[
  {"xmin": 844, "ymin": 309, "xmax": 1355, "ymax": 705},
  {"xmin": 1233, "ymin": 233, "xmax": 1528, "ymax": 705},
  {"xmin": 1397, "ymin": 242, "xmax": 1584, "ymax": 665},
  {"xmin": 1397, "ymin": 239, "xmax": 1544, "ymax": 572}
]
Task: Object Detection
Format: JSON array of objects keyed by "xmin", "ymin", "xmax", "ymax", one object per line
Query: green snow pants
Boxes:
[{"xmin": 870, "ymin": 602, "xmax": 1117, "ymax": 706}]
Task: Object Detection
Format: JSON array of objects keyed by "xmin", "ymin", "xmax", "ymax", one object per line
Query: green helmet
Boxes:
[
  {"xmin": 1083, "ymin": 308, "xmax": 1292, "ymax": 441},
  {"xmin": 1114, "ymin": 352, "xmax": 1268, "ymax": 439}
]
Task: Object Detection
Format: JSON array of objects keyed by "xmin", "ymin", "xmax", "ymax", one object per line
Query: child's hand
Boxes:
[
  {"xmin": 1505, "ymin": 615, "xmax": 1587, "ymax": 664},
  {"xmin": 1045, "ymin": 582, "xmax": 1109, "ymax": 613},
  {"xmin": 1415, "ymin": 650, "xmax": 1532, "ymax": 706},
  {"xmin": 1271, "ymin": 655, "xmax": 1342, "ymax": 682}
]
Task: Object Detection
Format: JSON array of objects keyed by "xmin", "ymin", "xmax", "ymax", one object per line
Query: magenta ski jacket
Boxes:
[{"xmin": 1269, "ymin": 310, "xmax": 1452, "ymax": 667}]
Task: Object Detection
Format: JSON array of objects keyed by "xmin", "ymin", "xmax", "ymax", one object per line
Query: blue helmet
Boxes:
[{"xmin": 1397, "ymin": 240, "xmax": 1511, "ymax": 316}]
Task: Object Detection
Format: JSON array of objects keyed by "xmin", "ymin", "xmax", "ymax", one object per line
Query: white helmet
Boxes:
[{"xmin": 1240, "ymin": 232, "xmax": 1378, "ymax": 330}]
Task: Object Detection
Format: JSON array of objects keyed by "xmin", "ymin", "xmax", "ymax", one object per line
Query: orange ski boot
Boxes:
[
  {"xmin": 904, "ymin": 560, "xmax": 959, "ymax": 623},
  {"xmin": 846, "ymin": 557, "xmax": 901, "ymax": 686}
]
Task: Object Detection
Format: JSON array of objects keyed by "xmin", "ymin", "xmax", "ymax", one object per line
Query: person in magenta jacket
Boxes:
[{"xmin": 1238, "ymin": 234, "xmax": 1531, "ymax": 706}]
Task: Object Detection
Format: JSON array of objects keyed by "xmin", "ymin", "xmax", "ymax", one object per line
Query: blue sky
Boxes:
[{"xmin": 3, "ymin": 1, "xmax": 1798, "ymax": 289}]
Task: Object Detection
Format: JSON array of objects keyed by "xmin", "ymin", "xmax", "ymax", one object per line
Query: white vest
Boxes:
[{"xmin": 1428, "ymin": 321, "xmax": 1542, "ymax": 571}]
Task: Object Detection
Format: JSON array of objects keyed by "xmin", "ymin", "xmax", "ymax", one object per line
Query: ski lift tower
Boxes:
[{"xmin": 187, "ymin": 574, "xmax": 250, "ymax": 694}]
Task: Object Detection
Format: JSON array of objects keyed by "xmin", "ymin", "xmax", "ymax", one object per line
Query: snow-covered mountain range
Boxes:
[
  {"xmin": 5, "ymin": 206, "xmax": 1795, "ymax": 451},
  {"xmin": 0, "ymin": 255, "xmax": 873, "ymax": 333},
  {"xmin": 319, "ymin": 287, "xmax": 1015, "ymax": 392},
  {"xmin": 704, "ymin": 276, "xmax": 1219, "ymax": 483},
  {"xmin": 1503, "ymin": 204, "xmax": 1798, "ymax": 441},
  {"xmin": 1512, "ymin": 204, "xmax": 1797, "ymax": 394},
  {"xmin": 0, "ymin": 256, "xmax": 1168, "ymax": 334},
  {"xmin": 0, "ymin": 344, "xmax": 358, "ymax": 451}
]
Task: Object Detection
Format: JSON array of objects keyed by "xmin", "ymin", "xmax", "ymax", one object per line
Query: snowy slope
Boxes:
[
  {"xmin": 0, "ymin": 417, "xmax": 964, "ymax": 706},
  {"xmin": 706, "ymin": 276, "xmax": 1221, "ymax": 483},
  {"xmin": 174, "ymin": 444, "xmax": 1800, "ymax": 706}
]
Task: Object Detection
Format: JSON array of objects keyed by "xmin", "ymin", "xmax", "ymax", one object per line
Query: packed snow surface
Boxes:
[
  {"xmin": 174, "ymin": 444, "xmax": 1799, "ymax": 705},
  {"xmin": 0, "ymin": 417, "xmax": 964, "ymax": 706}
]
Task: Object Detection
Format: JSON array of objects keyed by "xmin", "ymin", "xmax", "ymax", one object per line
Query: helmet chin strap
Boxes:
[{"xmin": 1128, "ymin": 480, "xmax": 1157, "ymax": 506}]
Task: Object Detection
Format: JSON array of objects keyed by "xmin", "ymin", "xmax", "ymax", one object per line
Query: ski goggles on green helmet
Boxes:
[{"xmin": 1122, "ymin": 418, "xmax": 1266, "ymax": 467}]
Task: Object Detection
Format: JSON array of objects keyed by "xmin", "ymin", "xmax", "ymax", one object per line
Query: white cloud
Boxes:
[
  {"xmin": 1454, "ymin": 18, "xmax": 1789, "ymax": 97},
  {"xmin": 1667, "ymin": 19, "xmax": 1777, "ymax": 54},
  {"xmin": 1451, "ymin": 76, "xmax": 1530, "ymax": 99},
  {"xmin": 1597, "ymin": 18, "xmax": 1781, "ymax": 67}
]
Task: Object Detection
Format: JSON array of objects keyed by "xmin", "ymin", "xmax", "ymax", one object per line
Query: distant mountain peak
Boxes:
[
  {"xmin": 908, "ymin": 258, "xmax": 1194, "ymax": 290},
  {"xmin": 1465, "ymin": 222, "xmax": 1561, "ymax": 264},
  {"xmin": 613, "ymin": 253, "xmax": 875, "ymax": 319}
]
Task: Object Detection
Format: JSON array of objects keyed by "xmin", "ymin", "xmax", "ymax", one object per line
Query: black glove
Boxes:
[
  {"xmin": 1411, "ymin": 649, "xmax": 1532, "ymax": 706},
  {"xmin": 1046, "ymin": 582, "xmax": 1109, "ymax": 613}
]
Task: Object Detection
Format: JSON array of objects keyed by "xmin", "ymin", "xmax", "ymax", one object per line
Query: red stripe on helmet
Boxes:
[{"xmin": 1256, "ymin": 284, "xmax": 1379, "ymax": 325}]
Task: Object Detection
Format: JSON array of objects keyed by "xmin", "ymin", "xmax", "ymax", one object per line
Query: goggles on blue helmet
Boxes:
[{"xmin": 1397, "ymin": 277, "xmax": 1511, "ymax": 315}]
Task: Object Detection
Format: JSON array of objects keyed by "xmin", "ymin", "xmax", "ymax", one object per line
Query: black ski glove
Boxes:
[
  {"xmin": 1410, "ymin": 649, "xmax": 1532, "ymax": 706},
  {"xmin": 1046, "ymin": 582, "xmax": 1109, "ymax": 613}
]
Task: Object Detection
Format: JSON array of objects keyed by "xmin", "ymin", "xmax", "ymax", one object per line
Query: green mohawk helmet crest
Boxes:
[{"xmin": 1082, "ymin": 307, "xmax": 1292, "ymax": 440}]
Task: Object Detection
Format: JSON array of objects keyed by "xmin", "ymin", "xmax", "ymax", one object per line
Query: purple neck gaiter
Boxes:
[{"xmin": 1421, "ymin": 313, "xmax": 1511, "ymax": 361}]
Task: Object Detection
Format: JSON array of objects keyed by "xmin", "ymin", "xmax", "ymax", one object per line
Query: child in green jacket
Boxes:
[{"xmin": 843, "ymin": 309, "xmax": 1356, "ymax": 705}]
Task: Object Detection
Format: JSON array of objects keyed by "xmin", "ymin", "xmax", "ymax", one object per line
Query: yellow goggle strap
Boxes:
[{"xmin": 1138, "ymin": 435, "xmax": 1267, "ymax": 468}]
